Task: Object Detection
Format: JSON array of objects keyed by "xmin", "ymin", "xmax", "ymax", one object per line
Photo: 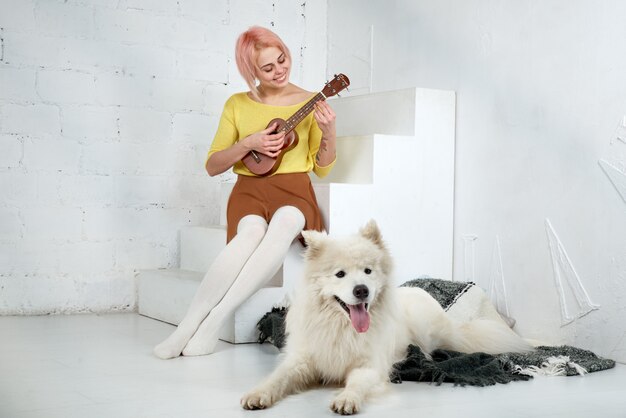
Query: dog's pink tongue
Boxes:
[{"xmin": 348, "ymin": 303, "xmax": 370, "ymax": 333}]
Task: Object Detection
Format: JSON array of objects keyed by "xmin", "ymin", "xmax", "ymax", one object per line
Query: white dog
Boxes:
[{"xmin": 241, "ymin": 220, "xmax": 532, "ymax": 415}]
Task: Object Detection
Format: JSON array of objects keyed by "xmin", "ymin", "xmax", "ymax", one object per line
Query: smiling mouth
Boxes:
[
  {"xmin": 274, "ymin": 73, "xmax": 287, "ymax": 82},
  {"xmin": 334, "ymin": 296, "xmax": 370, "ymax": 333}
]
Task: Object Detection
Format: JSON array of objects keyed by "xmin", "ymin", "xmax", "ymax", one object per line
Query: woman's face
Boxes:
[{"xmin": 255, "ymin": 46, "xmax": 290, "ymax": 90}]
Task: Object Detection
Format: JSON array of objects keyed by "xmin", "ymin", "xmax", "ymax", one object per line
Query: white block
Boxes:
[
  {"xmin": 137, "ymin": 268, "xmax": 203, "ymax": 325},
  {"xmin": 176, "ymin": 50, "xmax": 229, "ymax": 83},
  {"xmin": 135, "ymin": 143, "xmax": 199, "ymax": 175},
  {"xmin": 219, "ymin": 183, "xmax": 234, "ymax": 226},
  {"xmin": 331, "ymin": 87, "xmax": 455, "ymax": 138},
  {"xmin": 0, "ymin": 171, "xmax": 37, "ymax": 204},
  {"xmin": 118, "ymin": 107, "xmax": 172, "ymax": 143},
  {"xmin": 0, "ymin": 207, "xmax": 21, "ymax": 239},
  {"xmin": 94, "ymin": 73, "xmax": 153, "ymax": 108},
  {"xmin": 94, "ymin": 8, "xmax": 208, "ymax": 49},
  {"xmin": 62, "ymin": 106, "xmax": 120, "ymax": 141},
  {"xmin": 0, "ymin": 0, "xmax": 37, "ymax": 32},
  {"xmin": 1, "ymin": 104, "xmax": 61, "ymax": 136},
  {"xmin": 313, "ymin": 135, "xmax": 374, "ymax": 184},
  {"xmin": 23, "ymin": 138, "xmax": 81, "ymax": 173},
  {"xmin": 180, "ymin": 226, "xmax": 227, "ymax": 272},
  {"xmin": 151, "ymin": 78, "xmax": 205, "ymax": 112},
  {"xmin": 0, "ymin": 135, "xmax": 23, "ymax": 169},
  {"xmin": 0, "ymin": 67, "xmax": 37, "ymax": 102},
  {"xmin": 21, "ymin": 207, "xmax": 83, "ymax": 241},
  {"xmin": 81, "ymin": 142, "xmax": 140, "ymax": 175},
  {"xmin": 2, "ymin": 33, "xmax": 55, "ymax": 68},
  {"xmin": 312, "ymin": 133, "xmax": 454, "ymax": 282},
  {"xmin": 172, "ymin": 112, "xmax": 218, "ymax": 145},
  {"xmin": 137, "ymin": 240, "xmax": 307, "ymax": 344},
  {"xmin": 36, "ymin": 69, "xmax": 96, "ymax": 105},
  {"xmin": 35, "ymin": 1, "xmax": 94, "ymax": 39}
]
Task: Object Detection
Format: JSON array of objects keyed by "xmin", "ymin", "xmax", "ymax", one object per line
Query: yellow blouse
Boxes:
[{"xmin": 206, "ymin": 92, "xmax": 336, "ymax": 177}]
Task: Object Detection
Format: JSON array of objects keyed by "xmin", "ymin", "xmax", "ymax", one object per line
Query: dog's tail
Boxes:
[{"xmin": 442, "ymin": 319, "xmax": 535, "ymax": 355}]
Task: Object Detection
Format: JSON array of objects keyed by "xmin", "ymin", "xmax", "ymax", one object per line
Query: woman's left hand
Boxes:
[{"xmin": 314, "ymin": 100, "xmax": 336, "ymax": 141}]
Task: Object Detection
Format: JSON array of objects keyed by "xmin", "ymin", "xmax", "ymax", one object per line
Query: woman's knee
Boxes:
[
  {"xmin": 272, "ymin": 206, "xmax": 306, "ymax": 232},
  {"xmin": 236, "ymin": 215, "xmax": 268, "ymax": 242}
]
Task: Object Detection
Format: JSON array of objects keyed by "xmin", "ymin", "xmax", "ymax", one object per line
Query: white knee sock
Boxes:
[
  {"xmin": 153, "ymin": 215, "xmax": 268, "ymax": 359},
  {"xmin": 182, "ymin": 206, "xmax": 305, "ymax": 356}
]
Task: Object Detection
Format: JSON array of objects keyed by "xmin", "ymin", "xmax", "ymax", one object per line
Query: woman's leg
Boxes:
[
  {"xmin": 182, "ymin": 206, "xmax": 305, "ymax": 356},
  {"xmin": 153, "ymin": 215, "xmax": 268, "ymax": 359}
]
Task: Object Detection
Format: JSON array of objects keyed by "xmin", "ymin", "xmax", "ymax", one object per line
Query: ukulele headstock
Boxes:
[{"xmin": 321, "ymin": 73, "xmax": 350, "ymax": 98}]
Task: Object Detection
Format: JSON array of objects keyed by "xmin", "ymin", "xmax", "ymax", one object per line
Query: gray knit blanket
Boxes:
[{"xmin": 257, "ymin": 278, "xmax": 615, "ymax": 386}]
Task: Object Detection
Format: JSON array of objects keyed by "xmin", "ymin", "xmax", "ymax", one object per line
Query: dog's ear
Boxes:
[
  {"xmin": 301, "ymin": 229, "xmax": 327, "ymax": 260},
  {"xmin": 359, "ymin": 219, "xmax": 384, "ymax": 248},
  {"xmin": 360, "ymin": 220, "xmax": 393, "ymax": 274}
]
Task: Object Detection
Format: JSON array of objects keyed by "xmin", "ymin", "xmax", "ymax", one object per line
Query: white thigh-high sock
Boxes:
[
  {"xmin": 153, "ymin": 215, "xmax": 268, "ymax": 359},
  {"xmin": 182, "ymin": 206, "xmax": 305, "ymax": 356}
]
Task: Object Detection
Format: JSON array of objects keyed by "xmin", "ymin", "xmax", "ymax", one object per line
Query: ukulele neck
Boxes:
[{"xmin": 280, "ymin": 92, "xmax": 326, "ymax": 134}]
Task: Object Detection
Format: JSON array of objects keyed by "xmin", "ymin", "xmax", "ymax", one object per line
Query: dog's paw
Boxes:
[
  {"xmin": 241, "ymin": 389, "xmax": 277, "ymax": 410},
  {"xmin": 330, "ymin": 392, "xmax": 361, "ymax": 415}
]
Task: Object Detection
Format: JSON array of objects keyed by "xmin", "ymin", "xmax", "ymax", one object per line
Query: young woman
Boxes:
[{"xmin": 154, "ymin": 26, "xmax": 336, "ymax": 359}]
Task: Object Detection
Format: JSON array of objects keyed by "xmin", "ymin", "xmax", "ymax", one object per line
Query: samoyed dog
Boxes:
[{"xmin": 241, "ymin": 220, "xmax": 532, "ymax": 415}]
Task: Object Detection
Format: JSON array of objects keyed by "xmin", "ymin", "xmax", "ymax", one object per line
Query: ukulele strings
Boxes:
[{"xmin": 280, "ymin": 92, "xmax": 325, "ymax": 133}]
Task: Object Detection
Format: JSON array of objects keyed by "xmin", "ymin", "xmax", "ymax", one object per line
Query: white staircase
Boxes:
[{"xmin": 137, "ymin": 87, "xmax": 456, "ymax": 344}]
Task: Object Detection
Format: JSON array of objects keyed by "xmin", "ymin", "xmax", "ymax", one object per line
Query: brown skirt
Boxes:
[{"xmin": 226, "ymin": 172, "xmax": 325, "ymax": 243}]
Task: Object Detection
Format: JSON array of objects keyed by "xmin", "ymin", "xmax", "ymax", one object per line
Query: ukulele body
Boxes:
[{"xmin": 241, "ymin": 118, "xmax": 299, "ymax": 176}]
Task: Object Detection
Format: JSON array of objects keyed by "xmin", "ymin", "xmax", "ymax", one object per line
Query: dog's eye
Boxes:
[
  {"xmin": 335, "ymin": 271, "xmax": 346, "ymax": 278},
  {"xmin": 364, "ymin": 268, "xmax": 372, "ymax": 274}
]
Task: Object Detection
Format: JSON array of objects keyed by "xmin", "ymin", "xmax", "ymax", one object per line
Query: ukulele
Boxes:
[{"xmin": 242, "ymin": 73, "xmax": 350, "ymax": 176}]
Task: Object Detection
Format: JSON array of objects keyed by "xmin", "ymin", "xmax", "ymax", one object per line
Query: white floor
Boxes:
[{"xmin": 1, "ymin": 313, "xmax": 626, "ymax": 418}]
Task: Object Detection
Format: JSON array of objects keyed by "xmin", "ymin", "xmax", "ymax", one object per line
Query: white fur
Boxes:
[{"xmin": 241, "ymin": 220, "xmax": 533, "ymax": 415}]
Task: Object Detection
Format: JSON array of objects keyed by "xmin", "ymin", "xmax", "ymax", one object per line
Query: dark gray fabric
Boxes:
[
  {"xmin": 499, "ymin": 345, "xmax": 616, "ymax": 376},
  {"xmin": 400, "ymin": 278, "xmax": 474, "ymax": 310},
  {"xmin": 390, "ymin": 344, "xmax": 615, "ymax": 386},
  {"xmin": 257, "ymin": 306, "xmax": 287, "ymax": 349},
  {"xmin": 390, "ymin": 345, "xmax": 532, "ymax": 386}
]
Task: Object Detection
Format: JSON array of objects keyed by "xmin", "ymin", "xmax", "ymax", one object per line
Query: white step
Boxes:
[
  {"xmin": 312, "ymin": 134, "xmax": 455, "ymax": 282},
  {"xmin": 137, "ymin": 269, "xmax": 203, "ymax": 326},
  {"xmin": 180, "ymin": 225, "xmax": 226, "ymax": 272},
  {"xmin": 331, "ymin": 87, "xmax": 455, "ymax": 138},
  {"xmin": 138, "ymin": 240, "xmax": 305, "ymax": 343}
]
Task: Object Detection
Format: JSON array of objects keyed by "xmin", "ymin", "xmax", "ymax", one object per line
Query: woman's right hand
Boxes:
[{"xmin": 243, "ymin": 122, "xmax": 286, "ymax": 158}]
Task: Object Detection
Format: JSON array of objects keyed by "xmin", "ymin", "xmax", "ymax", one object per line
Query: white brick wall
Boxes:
[{"xmin": 0, "ymin": 0, "xmax": 328, "ymax": 314}]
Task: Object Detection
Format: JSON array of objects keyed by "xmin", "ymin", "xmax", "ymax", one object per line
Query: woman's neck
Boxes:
[
  {"xmin": 258, "ymin": 84, "xmax": 289, "ymax": 102},
  {"xmin": 257, "ymin": 84, "xmax": 310, "ymax": 106}
]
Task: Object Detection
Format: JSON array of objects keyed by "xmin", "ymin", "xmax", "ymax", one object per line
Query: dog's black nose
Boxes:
[{"xmin": 353, "ymin": 284, "xmax": 369, "ymax": 300}]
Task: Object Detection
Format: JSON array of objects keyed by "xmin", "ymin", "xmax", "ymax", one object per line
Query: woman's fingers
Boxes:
[{"xmin": 314, "ymin": 101, "xmax": 336, "ymax": 124}]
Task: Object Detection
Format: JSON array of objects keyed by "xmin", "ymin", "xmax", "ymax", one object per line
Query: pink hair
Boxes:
[{"xmin": 235, "ymin": 26, "xmax": 292, "ymax": 100}]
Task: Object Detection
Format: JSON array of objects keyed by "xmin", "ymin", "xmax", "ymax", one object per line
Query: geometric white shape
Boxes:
[
  {"xmin": 462, "ymin": 234, "xmax": 478, "ymax": 283},
  {"xmin": 545, "ymin": 218, "xmax": 600, "ymax": 327},
  {"xmin": 179, "ymin": 225, "xmax": 227, "ymax": 272},
  {"xmin": 331, "ymin": 87, "xmax": 455, "ymax": 138},
  {"xmin": 487, "ymin": 236, "xmax": 515, "ymax": 327},
  {"xmin": 313, "ymin": 135, "xmax": 454, "ymax": 282},
  {"xmin": 615, "ymin": 116, "xmax": 626, "ymax": 144},
  {"xmin": 321, "ymin": 87, "xmax": 456, "ymax": 281},
  {"xmin": 598, "ymin": 159, "xmax": 626, "ymax": 204},
  {"xmin": 137, "ymin": 268, "xmax": 204, "ymax": 326},
  {"xmin": 137, "ymin": 240, "xmax": 306, "ymax": 344}
]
